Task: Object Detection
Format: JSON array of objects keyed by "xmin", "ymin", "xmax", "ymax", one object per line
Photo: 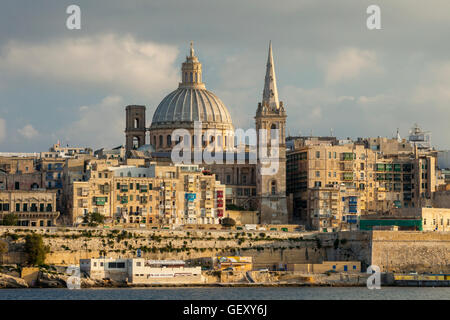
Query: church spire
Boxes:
[{"xmin": 262, "ymin": 41, "xmax": 279, "ymax": 110}]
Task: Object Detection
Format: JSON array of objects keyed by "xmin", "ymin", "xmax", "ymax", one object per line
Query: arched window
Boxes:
[
  {"xmin": 270, "ymin": 123, "xmax": 278, "ymax": 140},
  {"xmin": 167, "ymin": 135, "xmax": 171, "ymax": 147},
  {"xmin": 271, "ymin": 180, "xmax": 277, "ymax": 195},
  {"xmin": 31, "ymin": 183, "xmax": 39, "ymax": 190},
  {"xmin": 134, "ymin": 118, "xmax": 139, "ymax": 128},
  {"xmin": 190, "ymin": 72, "xmax": 193, "ymax": 82},
  {"xmin": 132, "ymin": 136, "xmax": 139, "ymax": 149},
  {"xmin": 159, "ymin": 135, "xmax": 163, "ymax": 147},
  {"xmin": 202, "ymin": 134, "xmax": 206, "ymax": 147},
  {"xmin": 153, "ymin": 136, "xmax": 156, "ymax": 146}
]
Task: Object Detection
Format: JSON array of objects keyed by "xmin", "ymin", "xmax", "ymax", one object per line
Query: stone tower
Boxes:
[
  {"xmin": 255, "ymin": 41, "xmax": 288, "ymax": 224},
  {"xmin": 125, "ymin": 105, "xmax": 146, "ymax": 152}
]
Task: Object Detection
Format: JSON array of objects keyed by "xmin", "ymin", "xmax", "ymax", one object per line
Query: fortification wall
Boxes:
[{"xmin": 370, "ymin": 231, "xmax": 450, "ymax": 273}]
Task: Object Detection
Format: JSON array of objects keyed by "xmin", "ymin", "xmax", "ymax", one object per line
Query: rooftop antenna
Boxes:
[{"xmin": 330, "ymin": 128, "xmax": 334, "ymax": 137}]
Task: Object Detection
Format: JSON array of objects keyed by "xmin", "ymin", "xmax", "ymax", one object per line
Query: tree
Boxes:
[
  {"xmin": 2, "ymin": 213, "xmax": 18, "ymax": 226},
  {"xmin": 83, "ymin": 212, "xmax": 106, "ymax": 227},
  {"xmin": 24, "ymin": 234, "xmax": 49, "ymax": 266},
  {"xmin": 221, "ymin": 217, "xmax": 236, "ymax": 227}
]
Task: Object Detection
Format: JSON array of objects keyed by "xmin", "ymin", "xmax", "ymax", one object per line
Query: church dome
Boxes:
[
  {"xmin": 151, "ymin": 87, "xmax": 232, "ymax": 126},
  {"xmin": 150, "ymin": 42, "xmax": 233, "ymax": 130}
]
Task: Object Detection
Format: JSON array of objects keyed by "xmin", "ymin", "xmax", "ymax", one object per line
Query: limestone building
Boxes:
[
  {"xmin": 287, "ymin": 135, "xmax": 437, "ymax": 229},
  {"xmin": 0, "ymin": 190, "xmax": 59, "ymax": 226},
  {"xmin": 67, "ymin": 162, "xmax": 225, "ymax": 226},
  {"xmin": 123, "ymin": 42, "xmax": 288, "ymax": 224}
]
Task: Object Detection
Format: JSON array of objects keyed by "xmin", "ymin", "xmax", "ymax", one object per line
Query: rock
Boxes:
[
  {"xmin": 37, "ymin": 272, "xmax": 67, "ymax": 288},
  {"xmin": 0, "ymin": 273, "xmax": 28, "ymax": 288}
]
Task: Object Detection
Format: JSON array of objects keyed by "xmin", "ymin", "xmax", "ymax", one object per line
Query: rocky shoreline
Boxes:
[{"xmin": 0, "ymin": 271, "xmax": 370, "ymax": 289}]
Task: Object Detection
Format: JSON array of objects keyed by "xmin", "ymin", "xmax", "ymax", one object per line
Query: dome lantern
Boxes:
[{"xmin": 180, "ymin": 41, "xmax": 205, "ymax": 89}]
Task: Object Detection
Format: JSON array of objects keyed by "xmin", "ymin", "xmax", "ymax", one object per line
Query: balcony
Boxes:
[
  {"xmin": 341, "ymin": 153, "xmax": 354, "ymax": 161},
  {"xmin": 95, "ymin": 197, "xmax": 107, "ymax": 205}
]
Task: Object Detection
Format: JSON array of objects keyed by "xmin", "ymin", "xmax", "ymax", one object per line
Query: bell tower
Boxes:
[
  {"xmin": 125, "ymin": 105, "xmax": 146, "ymax": 152},
  {"xmin": 255, "ymin": 41, "xmax": 288, "ymax": 224}
]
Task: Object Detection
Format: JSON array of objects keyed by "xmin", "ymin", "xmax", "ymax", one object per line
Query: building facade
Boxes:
[
  {"xmin": 121, "ymin": 42, "xmax": 288, "ymax": 224},
  {"xmin": 67, "ymin": 162, "xmax": 226, "ymax": 226},
  {"xmin": 0, "ymin": 190, "xmax": 59, "ymax": 226},
  {"xmin": 287, "ymin": 135, "xmax": 437, "ymax": 230}
]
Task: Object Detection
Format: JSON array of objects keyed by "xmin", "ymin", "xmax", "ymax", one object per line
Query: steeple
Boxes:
[
  {"xmin": 262, "ymin": 41, "xmax": 280, "ymax": 110},
  {"xmin": 180, "ymin": 41, "xmax": 205, "ymax": 89}
]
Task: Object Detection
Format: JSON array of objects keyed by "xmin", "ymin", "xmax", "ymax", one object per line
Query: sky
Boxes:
[{"xmin": 0, "ymin": 0, "xmax": 450, "ymax": 152}]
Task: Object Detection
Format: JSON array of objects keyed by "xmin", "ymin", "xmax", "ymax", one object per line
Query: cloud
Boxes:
[
  {"xmin": 323, "ymin": 48, "xmax": 383, "ymax": 84},
  {"xmin": 58, "ymin": 95, "xmax": 125, "ymax": 149},
  {"xmin": 17, "ymin": 124, "xmax": 38, "ymax": 139},
  {"xmin": 0, "ymin": 34, "xmax": 179, "ymax": 98},
  {"xmin": 411, "ymin": 62, "xmax": 450, "ymax": 106}
]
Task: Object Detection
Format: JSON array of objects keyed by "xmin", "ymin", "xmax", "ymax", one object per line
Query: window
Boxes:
[
  {"xmin": 15, "ymin": 182, "xmax": 19, "ymax": 190},
  {"xmin": 316, "ymin": 151, "xmax": 320, "ymax": 159},
  {"xmin": 315, "ymin": 171, "xmax": 320, "ymax": 177},
  {"xmin": 23, "ymin": 204, "xmax": 28, "ymax": 211},
  {"xmin": 108, "ymin": 262, "xmax": 126, "ymax": 269},
  {"xmin": 16, "ymin": 203, "xmax": 20, "ymax": 211},
  {"xmin": 271, "ymin": 181, "xmax": 277, "ymax": 195}
]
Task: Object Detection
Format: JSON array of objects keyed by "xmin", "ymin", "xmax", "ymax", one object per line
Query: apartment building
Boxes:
[
  {"xmin": 66, "ymin": 163, "xmax": 226, "ymax": 226},
  {"xmin": 0, "ymin": 190, "xmax": 59, "ymax": 226},
  {"xmin": 287, "ymin": 138, "xmax": 376, "ymax": 225},
  {"xmin": 287, "ymin": 136, "xmax": 437, "ymax": 230},
  {"xmin": 308, "ymin": 185, "xmax": 360, "ymax": 232}
]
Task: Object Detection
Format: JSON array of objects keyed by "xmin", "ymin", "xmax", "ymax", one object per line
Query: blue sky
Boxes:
[{"xmin": 1, "ymin": 0, "xmax": 450, "ymax": 152}]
